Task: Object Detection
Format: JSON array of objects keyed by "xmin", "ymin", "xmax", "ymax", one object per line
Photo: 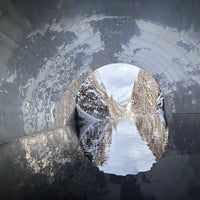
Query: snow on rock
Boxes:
[
  {"xmin": 155, "ymin": 92, "xmax": 164, "ymax": 114},
  {"xmin": 129, "ymin": 69, "xmax": 168, "ymax": 159},
  {"xmin": 75, "ymin": 104, "xmax": 100, "ymax": 136},
  {"xmin": 79, "ymin": 120, "xmax": 109, "ymax": 162},
  {"xmin": 76, "ymin": 78, "xmax": 110, "ymax": 120}
]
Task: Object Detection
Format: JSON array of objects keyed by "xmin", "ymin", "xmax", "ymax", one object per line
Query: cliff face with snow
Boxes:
[
  {"xmin": 76, "ymin": 72, "xmax": 125, "ymax": 162},
  {"xmin": 131, "ymin": 69, "xmax": 159, "ymax": 114},
  {"xmin": 76, "ymin": 72, "xmax": 125, "ymax": 120},
  {"xmin": 77, "ymin": 69, "xmax": 168, "ymax": 161},
  {"xmin": 76, "ymin": 78, "xmax": 110, "ymax": 120},
  {"xmin": 76, "ymin": 76, "xmax": 112, "ymax": 162},
  {"xmin": 89, "ymin": 72, "xmax": 124, "ymax": 118},
  {"xmin": 131, "ymin": 69, "xmax": 168, "ymax": 159}
]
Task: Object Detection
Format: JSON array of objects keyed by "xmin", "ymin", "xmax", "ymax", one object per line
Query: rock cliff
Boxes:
[
  {"xmin": 89, "ymin": 72, "xmax": 124, "ymax": 118},
  {"xmin": 76, "ymin": 77, "xmax": 110, "ymax": 120},
  {"xmin": 131, "ymin": 69, "xmax": 168, "ymax": 159},
  {"xmin": 77, "ymin": 68, "xmax": 168, "ymax": 161}
]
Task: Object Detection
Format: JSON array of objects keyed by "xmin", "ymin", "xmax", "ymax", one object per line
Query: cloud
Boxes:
[{"xmin": 96, "ymin": 63, "xmax": 140, "ymax": 102}]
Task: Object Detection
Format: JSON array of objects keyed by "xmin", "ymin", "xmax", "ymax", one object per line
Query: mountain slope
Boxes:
[
  {"xmin": 76, "ymin": 78, "xmax": 110, "ymax": 120},
  {"xmin": 130, "ymin": 69, "xmax": 168, "ymax": 159},
  {"xmin": 131, "ymin": 69, "xmax": 159, "ymax": 114},
  {"xmin": 89, "ymin": 72, "xmax": 124, "ymax": 118}
]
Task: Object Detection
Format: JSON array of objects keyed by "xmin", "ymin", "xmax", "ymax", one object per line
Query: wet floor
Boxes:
[
  {"xmin": 80, "ymin": 114, "xmax": 168, "ymax": 176},
  {"xmin": 0, "ymin": 114, "xmax": 200, "ymax": 200}
]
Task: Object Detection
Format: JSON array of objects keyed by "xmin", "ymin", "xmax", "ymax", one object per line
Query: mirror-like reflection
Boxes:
[
  {"xmin": 98, "ymin": 118, "xmax": 156, "ymax": 175},
  {"xmin": 79, "ymin": 112, "xmax": 168, "ymax": 175},
  {"xmin": 80, "ymin": 120, "xmax": 110, "ymax": 162},
  {"xmin": 0, "ymin": 114, "xmax": 199, "ymax": 200},
  {"xmin": 77, "ymin": 64, "xmax": 169, "ymax": 175},
  {"xmin": 135, "ymin": 115, "xmax": 168, "ymax": 160}
]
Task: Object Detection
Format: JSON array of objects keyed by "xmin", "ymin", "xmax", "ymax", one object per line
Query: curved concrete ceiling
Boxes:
[
  {"xmin": 1, "ymin": 1, "xmax": 200, "ymax": 200},
  {"xmin": 0, "ymin": 0, "xmax": 199, "ymax": 141}
]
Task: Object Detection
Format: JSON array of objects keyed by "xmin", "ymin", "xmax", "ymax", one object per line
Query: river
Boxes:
[{"xmin": 80, "ymin": 115, "xmax": 168, "ymax": 176}]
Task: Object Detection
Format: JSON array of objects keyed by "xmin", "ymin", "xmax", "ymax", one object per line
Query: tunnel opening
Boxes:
[
  {"xmin": 75, "ymin": 63, "xmax": 168, "ymax": 175},
  {"xmin": 0, "ymin": 0, "xmax": 200, "ymax": 199}
]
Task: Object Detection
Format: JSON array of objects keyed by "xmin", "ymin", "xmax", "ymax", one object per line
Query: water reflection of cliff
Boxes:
[
  {"xmin": 79, "ymin": 116, "xmax": 120, "ymax": 166},
  {"xmin": 93, "ymin": 118, "xmax": 120, "ymax": 166},
  {"xmin": 134, "ymin": 115, "xmax": 168, "ymax": 159},
  {"xmin": 80, "ymin": 120, "xmax": 109, "ymax": 163},
  {"xmin": 91, "ymin": 115, "xmax": 167, "ymax": 169},
  {"xmin": 77, "ymin": 68, "xmax": 168, "ymax": 173}
]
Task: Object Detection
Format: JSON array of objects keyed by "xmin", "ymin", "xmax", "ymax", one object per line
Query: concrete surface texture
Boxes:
[
  {"xmin": 0, "ymin": 1, "xmax": 200, "ymax": 200},
  {"xmin": 0, "ymin": 0, "xmax": 199, "ymax": 141}
]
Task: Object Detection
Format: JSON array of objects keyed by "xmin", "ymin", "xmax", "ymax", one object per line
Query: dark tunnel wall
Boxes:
[
  {"xmin": 0, "ymin": 0, "xmax": 200, "ymax": 143},
  {"xmin": 0, "ymin": 1, "xmax": 200, "ymax": 200}
]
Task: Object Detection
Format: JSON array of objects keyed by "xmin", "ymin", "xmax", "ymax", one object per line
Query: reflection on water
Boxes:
[
  {"xmin": 98, "ymin": 119, "xmax": 156, "ymax": 175},
  {"xmin": 135, "ymin": 115, "xmax": 168, "ymax": 159},
  {"xmin": 80, "ymin": 114, "xmax": 168, "ymax": 175},
  {"xmin": 0, "ymin": 114, "xmax": 199, "ymax": 200}
]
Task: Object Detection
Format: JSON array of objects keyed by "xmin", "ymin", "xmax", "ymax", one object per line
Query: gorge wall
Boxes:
[
  {"xmin": 131, "ymin": 69, "xmax": 159, "ymax": 115},
  {"xmin": 76, "ymin": 77, "xmax": 110, "ymax": 120},
  {"xmin": 77, "ymin": 69, "xmax": 168, "ymax": 160},
  {"xmin": 77, "ymin": 72, "xmax": 123, "ymax": 120},
  {"xmin": 0, "ymin": 1, "xmax": 200, "ymax": 199},
  {"xmin": 131, "ymin": 69, "xmax": 168, "ymax": 159}
]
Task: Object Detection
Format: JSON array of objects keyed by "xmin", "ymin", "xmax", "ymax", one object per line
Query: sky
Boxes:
[{"xmin": 95, "ymin": 63, "xmax": 140, "ymax": 103}]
